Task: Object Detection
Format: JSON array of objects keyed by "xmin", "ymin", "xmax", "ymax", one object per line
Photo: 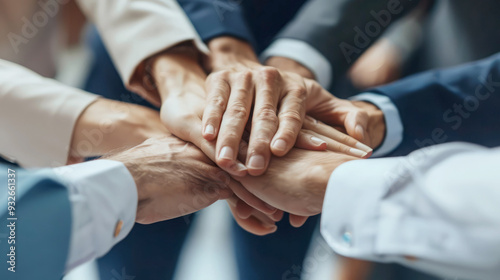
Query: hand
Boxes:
[
  {"xmin": 151, "ymin": 48, "xmax": 279, "ymax": 216},
  {"xmin": 203, "ymin": 37, "xmax": 320, "ymax": 176},
  {"xmin": 235, "ymin": 148, "xmax": 358, "ymax": 216},
  {"xmin": 204, "ymin": 37, "xmax": 375, "ymax": 175},
  {"xmin": 304, "ymin": 80, "xmax": 386, "ymax": 149},
  {"xmin": 263, "ymin": 50, "xmax": 386, "ymax": 150},
  {"xmin": 348, "ymin": 38, "xmax": 402, "ymax": 89},
  {"xmin": 228, "ymin": 120, "xmax": 370, "ymax": 234},
  {"xmin": 265, "ymin": 56, "xmax": 315, "ymax": 80},
  {"xmin": 69, "ymin": 98, "xmax": 168, "ymax": 163},
  {"xmin": 106, "ymin": 136, "xmax": 237, "ymax": 224}
]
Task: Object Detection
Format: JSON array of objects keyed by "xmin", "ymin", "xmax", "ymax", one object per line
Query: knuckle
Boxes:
[
  {"xmin": 334, "ymin": 142, "xmax": 351, "ymax": 154},
  {"xmin": 208, "ymin": 95, "xmax": 226, "ymax": 109},
  {"xmin": 220, "ymin": 130, "xmax": 240, "ymax": 143},
  {"xmin": 235, "ymin": 88, "xmax": 250, "ymax": 97},
  {"xmin": 338, "ymin": 133, "xmax": 352, "ymax": 144},
  {"xmin": 227, "ymin": 103, "xmax": 248, "ymax": 120},
  {"xmin": 210, "ymin": 70, "xmax": 230, "ymax": 80},
  {"xmin": 260, "ymin": 67, "xmax": 280, "ymax": 82},
  {"xmin": 255, "ymin": 104, "xmax": 278, "ymax": 121},
  {"xmin": 251, "ymin": 137, "xmax": 271, "ymax": 151},
  {"xmin": 289, "ymin": 86, "xmax": 307, "ymax": 99},
  {"xmin": 278, "ymin": 128, "xmax": 298, "ymax": 141},
  {"xmin": 238, "ymin": 70, "xmax": 253, "ymax": 82},
  {"xmin": 279, "ymin": 110, "xmax": 303, "ymax": 126}
]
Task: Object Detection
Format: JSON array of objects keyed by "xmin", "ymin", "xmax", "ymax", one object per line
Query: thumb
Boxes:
[{"xmin": 344, "ymin": 110, "xmax": 370, "ymax": 144}]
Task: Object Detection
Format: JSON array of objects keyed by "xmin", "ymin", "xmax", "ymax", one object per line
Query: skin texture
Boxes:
[
  {"xmin": 235, "ymin": 148, "xmax": 358, "ymax": 216},
  {"xmin": 348, "ymin": 38, "xmax": 403, "ymax": 89},
  {"xmin": 265, "ymin": 56, "xmax": 315, "ymax": 80},
  {"xmin": 69, "ymin": 98, "xmax": 169, "ymax": 164},
  {"xmin": 147, "ymin": 41, "xmax": 386, "ymax": 233},
  {"xmin": 105, "ymin": 136, "xmax": 236, "ymax": 224},
  {"xmin": 203, "ymin": 37, "xmax": 373, "ymax": 176}
]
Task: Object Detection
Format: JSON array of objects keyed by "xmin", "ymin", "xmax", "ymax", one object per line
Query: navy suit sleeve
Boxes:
[
  {"xmin": 275, "ymin": 0, "xmax": 420, "ymax": 82},
  {"xmin": 177, "ymin": 0, "xmax": 256, "ymax": 45},
  {"xmin": 372, "ymin": 53, "xmax": 500, "ymax": 156},
  {"xmin": 0, "ymin": 165, "xmax": 72, "ymax": 280}
]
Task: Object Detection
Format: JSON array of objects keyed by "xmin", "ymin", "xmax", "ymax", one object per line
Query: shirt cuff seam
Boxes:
[
  {"xmin": 260, "ymin": 38, "xmax": 333, "ymax": 89},
  {"xmin": 351, "ymin": 93, "xmax": 404, "ymax": 157}
]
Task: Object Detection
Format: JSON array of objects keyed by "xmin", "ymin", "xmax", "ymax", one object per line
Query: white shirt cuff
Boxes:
[
  {"xmin": 351, "ymin": 93, "xmax": 404, "ymax": 157},
  {"xmin": 320, "ymin": 158, "xmax": 400, "ymax": 261},
  {"xmin": 53, "ymin": 160, "xmax": 137, "ymax": 271},
  {"xmin": 261, "ymin": 38, "xmax": 333, "ymax": 89}
]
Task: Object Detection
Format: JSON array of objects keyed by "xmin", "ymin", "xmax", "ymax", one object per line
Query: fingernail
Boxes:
[
  {"xmin": 265, "ymin": 203, "xmax": 277, "ymax": 212},
  {"xmin": 264, "ymin": 224, "xmax": 278, "ymax": 233},
  {"xmin": 349, "ymin": 148, "xmax": 368, "ymax": 158},
  {"xmin": 265, "ymin": 225, "xmax": 278, "ymax": 232},
  {"xmin": 355, "ymin": 124, "xmax": 365, "ymax": 140},
  {"xmin": 310, "ymin": 136, "xmax": 326, "ymax": 146},
  {"xmin": 248, "ymin": 155, "xmax": 266, "ymax": 169},
  {"xmin": 204, "ymin": 124, "xmax": 215, "ymax": 135},
  {"xmin": 355, "ymin": 142, "xmax": 372, "ymax": 153},
  {"xmin": 272, "ymin": 139, "xmax": 287, "ymax": 152},
  {"xmin": 233, "ymin": 162, "xmax": 247, "ymax": 172},
  {"xmin": 219, "ymin": 146, "xmax": 234, "ymax": 160}
]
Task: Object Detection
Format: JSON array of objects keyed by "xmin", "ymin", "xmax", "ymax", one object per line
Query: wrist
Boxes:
[
  {"xmin": 151, "ymin": 48, "xmax": 207, "ymax": 102},
  {"xmin": 70, "ymin": 99, "xmax": 169, "ymax": 159},
  {"xmin": 103, "ymin": 144, "xmax": 152, "ymax": 222},
  {"xmin": 208, "ymin": 36, "xmax": 260, "ymax": 70},
  {"xmin": 352, "ymin": 101, "xmax": 386, "ymax": 149},
  {"xmin": 265, "ymin": 56, "xmax": 315, "ymax": 80}
]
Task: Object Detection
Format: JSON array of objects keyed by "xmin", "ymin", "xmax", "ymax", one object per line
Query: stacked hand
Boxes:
[{"xmin": 91, "ymin": 39, "xmax": 386, "ymax": 233}]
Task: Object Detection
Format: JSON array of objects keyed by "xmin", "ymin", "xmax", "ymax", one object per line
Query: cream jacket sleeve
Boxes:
[
  {"xmin": 0, "ymin": 59, "xmax": 98, "ymax": 168},
  {"xmin": 76, "ymin": 0, "xmax": 209, "ymax": 106}
]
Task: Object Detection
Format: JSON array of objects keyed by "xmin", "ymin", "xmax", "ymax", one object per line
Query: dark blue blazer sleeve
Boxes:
[
  {"xmin": 371, "ymin": 53, "xmax": 500, "ymax": 156},
  {"xmin": 0, "ymin": 165, "xmax": 72, "ymax": 280},
  {"xmin": 177, "ymin": 0, "xmax": 256, "ymax": 45}
]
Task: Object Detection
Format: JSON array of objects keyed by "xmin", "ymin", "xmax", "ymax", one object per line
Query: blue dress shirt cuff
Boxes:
[
  {"xmin": 53, "ymin": 160, "xmax": 137, "ymax": 271},
  {"xmin": 261, "ymin": 39, "xmax": 333, "ymax": 89},
  {"xmin": 351, "ymin": 93, "xmax": 404, "ymax": 157}
]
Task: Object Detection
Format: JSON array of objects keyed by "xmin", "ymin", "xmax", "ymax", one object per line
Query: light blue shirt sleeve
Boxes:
[
  {"xmin": 53, "ymin": 160, "xmax": 137, "ymax": 272},
  {"xmin": 260, "ymin": 38, "xmax": 333, "ymax": 89},
  {"xmin": 351, "ymin": 93, "xmax": 404, "ymax": 157}
]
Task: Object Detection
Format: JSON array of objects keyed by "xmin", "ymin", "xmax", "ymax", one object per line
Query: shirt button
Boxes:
[
  {"xmin": 114, "ymin": 220, "xmax": 123, "ymax": 238},
  {"xmin": 342, "ymin": 231, "xmax": 353, "ymax": 247}
]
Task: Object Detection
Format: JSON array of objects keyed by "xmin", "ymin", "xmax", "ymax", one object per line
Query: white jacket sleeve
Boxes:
[
  {"xmin": 76, "ymin": 0, "xmax": 209, "ymax": 106},
  {"xmin": 0, "ymin": 59, "xmax": 98, "ymax": 168},
  {"xmin": 321, "ymin": 142, "xmax": 500, "ymax": 280}
]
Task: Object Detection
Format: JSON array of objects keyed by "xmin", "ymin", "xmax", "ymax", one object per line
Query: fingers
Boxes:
[
  {"xmin": 344, "ymin": 109, "xmax": 371, "ymax": 144},
  {"xmin": 226, "ymin": 178, "xmax": 277, "ymax": 215},
  {"xmin": 289, "ymin": 215, "xmax": 309, "ymax": 228},
  {"xmin": 246, "ymin": 68, "xmax": 281, "ymax": 175},
  {"xmin": 303, "ymin": 117, "xmax": 372, "ymax": 158},
  {"xmin": 294, "ymin": 130, "xmax": 328, "ymax": 151},
  {"xmin": 233, "ymin": 198, "xmax": 284, "ymax": 222},
  {"xmin": 215, "ymin": 72, "xmax": 254, "ymax": 175},
  {"xmin": 271, "ymin": 87, "xmax": 306, "ymax": 157},
  {"xmin": 227, "ymin": 198, "xmax": 278, "ymax": 236},
  {"xmin": 202, "ymin": 72, "xmax": 231, "ymax": 140}
]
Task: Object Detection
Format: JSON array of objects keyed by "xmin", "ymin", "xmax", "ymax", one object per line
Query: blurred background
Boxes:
[{"xmin": 2, "ymin": 0, "xmax": 499, "ymax": 279}]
